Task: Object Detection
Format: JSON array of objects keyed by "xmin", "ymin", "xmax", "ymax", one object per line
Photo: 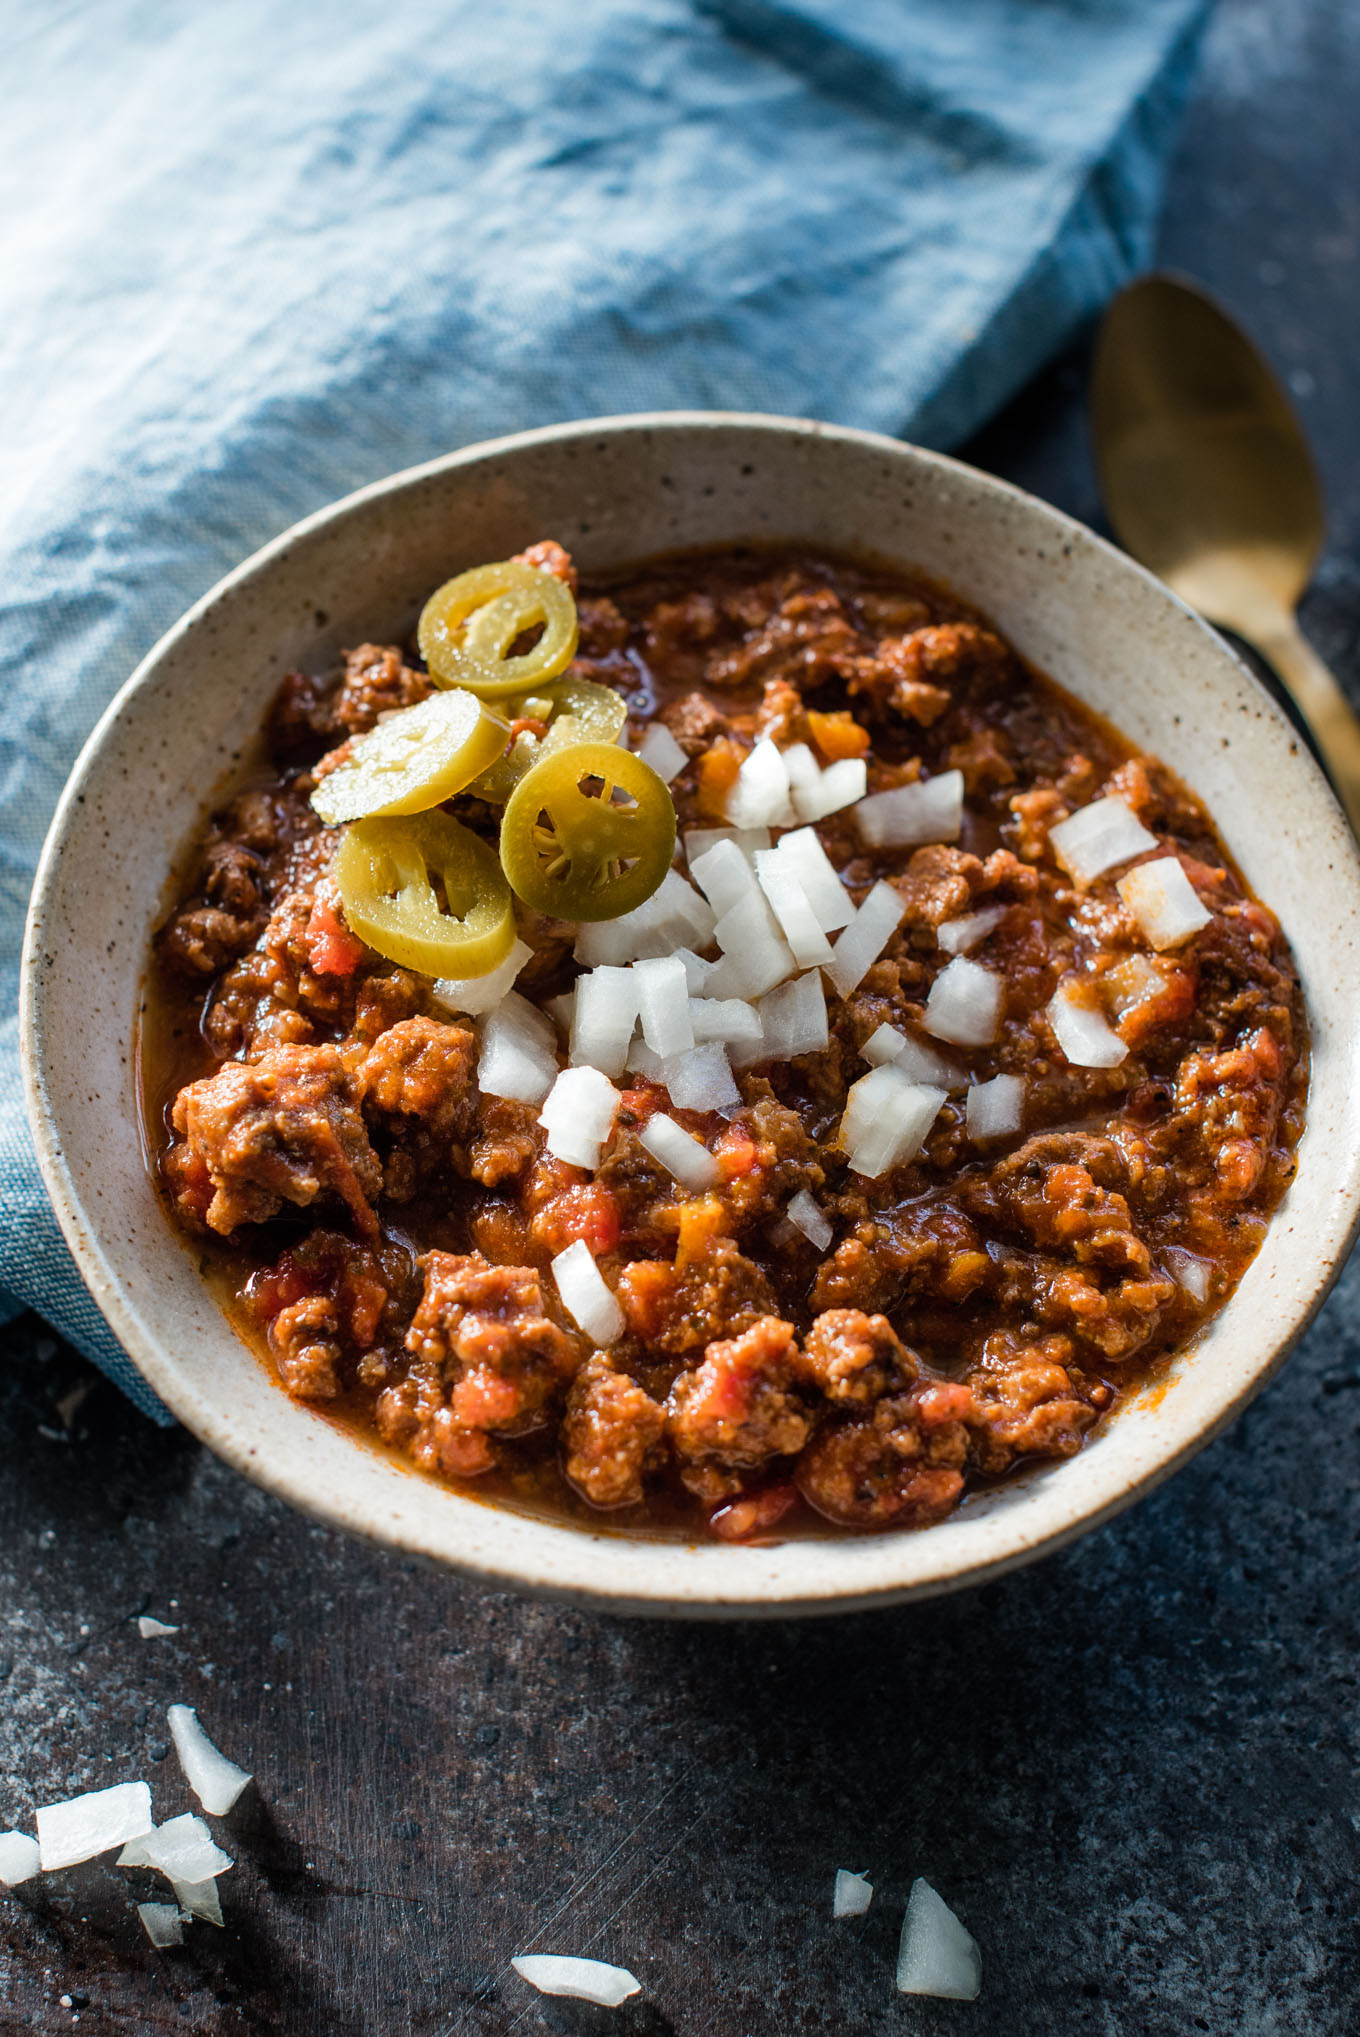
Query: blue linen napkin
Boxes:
[{"xmin": 0, "ymin": 0, "xmax": 1210, "ymax": 1422}]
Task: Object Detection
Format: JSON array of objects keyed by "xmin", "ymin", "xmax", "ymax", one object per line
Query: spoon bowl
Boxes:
[{"xmin": 1093, "ymin": 272, "xmax": 1360, "ymax": 830}]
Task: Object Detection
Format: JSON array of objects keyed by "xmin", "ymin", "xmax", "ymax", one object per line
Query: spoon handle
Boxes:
[{"xmin": 1252, "ymin": 615, "xmax": 1360, "ymax": 838}]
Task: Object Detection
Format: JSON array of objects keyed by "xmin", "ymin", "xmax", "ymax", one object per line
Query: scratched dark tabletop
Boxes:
[{"xmin": 4, "ymin": 4, "xmax": 1359, "ymax": 2032}]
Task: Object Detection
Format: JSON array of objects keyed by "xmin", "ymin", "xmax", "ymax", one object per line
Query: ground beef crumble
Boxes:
[{"xmin": 145, "ymin": 543, "xmax": 1306, "ymax": 1541}]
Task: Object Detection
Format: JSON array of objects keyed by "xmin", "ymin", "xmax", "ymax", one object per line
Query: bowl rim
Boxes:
[{"xmin": 21, "ymin": 408, "xmax": 1360, "ymax": 1618}]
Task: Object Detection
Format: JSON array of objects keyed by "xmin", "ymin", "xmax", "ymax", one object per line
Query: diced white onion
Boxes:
[
  {"xmin": 511, "ymin": 1955, "xmax": 642, "ymax": 2007},
  {"xmin": 570, "ymin": 966, "xmax": 640, "ymax": 1079},
  {"xmin": 896, "ymin": 1878, "xmax": 982, "ymax": 2000},
  {"xmin": 168, "ymin": 1706, "xmax": 252, "ymax": 1817},
  {"xmin": 779, "ymin": 742, "xmax": 822, "ymax": 802},
  {"xmin": 923, "ymin": 956, "xmax": 1002, "ymax": 1048},
  {"xmin": 551, "ymin": 1241, "xmax": 625, "ymax": 1346},
  {"xmin": 757, "ymin": 972, "xmax": 829, "ymax": 1060},
  {"xmin": 938, "ymin": 905, "xmax": 1007, "ymax": 955},
  {"xmin": 1117, "ymin": 855, "xmax": 1212, "ymax": 949},
  {"xmin": 36, "ymin": 1781, "xmax": 153, "ymax": 1871},
  {"xmin": 634, "ymin": 955, "xmax": 695, "ymax": 1059},
  {"xmin": 173, "ymin": 1876, "xmax": 224, "ymax": 1926},
  {"xmin": 432, "ymin": 937, "xmax": 533, "ymax": 1018},
  {"xmin": 794, "ymin": 755, "xmax": 866, "ymax": 821},
  {"xmin": 1163, "ymin": 1247, "xmax": 1212, "ymax": 1302},
  {"xmin": 137, "ymin": 1902, "xmax": 185, "ymax": 1949},
  {"xmin": 137, "ymin": 1616, "xmax": 179, "ymax": 1639},
  {"xmin": 754, "ymin": 851, "xmax": 834, "ymax": 967},
  {"xmin": 574, "ymin": 869, "xmax": 715, "ymax": 965},
  {"xmin": 824, "ymin": 881, "xmax": 907, "ymax": 999},
  {"xmin": 1047, "ymin": 977, "xmax": 1128, "ymax": 1068},
  {"xmin": 478, "ymin": 991, "xmax": 560, "ymax": 1105},
  {"xmin": 664, "ymin": 1043, "xmax": 740, "ymax": 1113},
  {"xmin": 840, "ymin": 1066, "xmax": 946, "ymax": 1178},
  {"xmin": 689, "ymin": 998, "xmax": 763, "ymax": 1046},
  {"xmin": 1049, "ymin": 794, "xmax": 1157, "ymax": 885},
  {"xmin": 966, "ymin": 1073, "xmax": 1024, "ymax": 1141},
  {"xmin": 771, "ymin": 827, "xmax": 854, "ymax": 931},
  {"xmin": 689, "ymin": 837, "xmax": 760, "ymax": 916},
  {"xmin": 833, "ymin": 1868, "xmax": 874, "ymax": 1918},
  {"xmin": 683, "ymin": 826, "xmax": 769, "ymax": 867},
  {"xmin": 0, "ymin": 1831, "xmax": 40, "ymax": 1887},
  {"xmin": 119, "ymin": 1813, "xmax": 232, "ymax": 1883},
  {"xmin": 859, "ymin": 1022, "xmax": 965, "ymax": 1090},
  {"xmin": 787, "ymin": 1190, "xmax": 833, "ymax": 1252},
  {"xmin": 625, "ymin": 1036, "xmax": 667, "ymax": 1083},
  {"xmin": 855, "ymin": 770, "xmax": 964, "ymax": 850},
  {"xmin": 539, "ymin": 1066, "xmax": 621, "ymax": 1169},
  {"xmin": 543, "ymin": 988, "xmax": 575, "ymax": 1035},
  {"xmin": 638, "ymin": 1113, "xmax": 720, "ymax": 1192},
  {"xmin": 726, "ymin": 736, "xmax": 796, "ymax": 828},
  {"xmin": 635, "ymin": 721, "xmax": 687, "ymax": 783},
  {"xmin": 676, "ymin": 947, "xmax": 716, "ymax": 995},
  {"xmin": 706, "ymin": 890, "xmax": 796, "ymax": 1000}
]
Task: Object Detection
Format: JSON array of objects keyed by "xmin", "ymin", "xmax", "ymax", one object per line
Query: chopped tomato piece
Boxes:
[
  {"xmin": 531, "ymin": 1182, "xmax": 621, "ymax": 1257},
  {"xmin": 710, "ymin": 1484, "xmax": 798, "ymax": 1542},
  {"xmin": 695, "ymin": 739, "xmax": 744, "ymax": 820},
  {"xmin": 807, "ymin": 709, "xmax": 869, "ymax": 761},
  {"xmin": 714, "ymin": 1123, "xmax": 759, "ymax": 1180},
  {"xmin": 616, "ymin": 1260, "xmax": 676, "ymax": 1339},
  {"xmin": 672, "ymin": 1194, "xmax": 730, "ymax": 1265},
  {"xmin": 305, "ymin": 885, "xmax": 366, "ymax": 977}
]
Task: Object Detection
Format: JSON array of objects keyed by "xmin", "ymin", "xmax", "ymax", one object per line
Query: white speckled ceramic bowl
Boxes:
[{"xmin": 21, "ymin": 415, "xmax": 1360, "ymax": 1617}]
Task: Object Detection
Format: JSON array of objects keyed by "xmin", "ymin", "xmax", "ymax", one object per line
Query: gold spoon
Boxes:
[{"xmin": 1091, "ymin": 271, "xmax": 1360, "ymax": 834}]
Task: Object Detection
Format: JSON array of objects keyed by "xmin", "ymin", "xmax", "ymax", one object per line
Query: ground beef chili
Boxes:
[{"xmin": 142, "ymin": 544, "xmax": 1307, "ymax": 1540}]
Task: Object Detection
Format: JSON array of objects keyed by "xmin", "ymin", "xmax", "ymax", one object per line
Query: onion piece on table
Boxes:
[
  {"xmin": 965, "ymin": 1073, "xmax": 1024, "ymax": 1141},
  {"xmin": 839, "ymin": 1065, "xmax": 947, "ymax": 1178},
  {"xmin": 137, "ymin": 1902, "xmax": 185, "ymax": 1949},
  {"xmin": 551, "ymin": 1241, "xmax": 625, "ymax": 1346},
  {"xmin": 479, "ymin": 991, "xmax": 560, "ymax": 1105},
  {"xmin": 793, "ymin": 755, "xmax": 866, "ymax": 822},
  {"xmin": 1116, "ymin": 855, "xmax": 1212, "ymax": 949},
  {"xmin": 923, "ymin": 956, "xmax": 1002, "ymax": 1048},
  {"xmin": 168, "ymin": 1706, "xmax": 252, "ymax": 1817},
  {"xmin": 539, "ymin": 1066, "xmax": 621, "ymax": 1169},
  {"xmin": 638, "ymin": 1113, "xmax": 720, "ymax": 1193},
  {"xmin": 854, "ymin": 770, "xmax": 963, "ymax": 850},
  {"xmin": 432, "ymin": 936, "xmax": 533, "ymax": 1018},
  {"xmin": 137, "ymin": 1616, "xmax": 179, "ymax": 1639},
  {"xmin": 173, "ymin": 1875, "xmax": 224, "ymax": 1927},
  {"xmin": 787, "ymin": 1190, "xmax": 833, "ymax": 1252},
  {"xmin": 570, "ymin": 967, "xmax": 640, "ymax": 1079},
  {"xmin": 896, "ymin": 1878, "xmax": 982, "ymax": 1999},
  {"xmin": 824, "ymin": 881, "xmax": 907, "ymax": 999},
  {"xmin": 635, "ymin": 721, "xmax": 687, "ymax": 783},
  {"xmin": 1049, "ymin": 794, "xmax": 1156, "ymax": 885},
  {"xmin": 36, "ymin": 1781, "xmax": 153, "ymax": 1871},
  {"xmin": 833, "ymin": 1868, "xmax": 874, "ymax": 1918},
  {"xmin": 937, "ymin": 905, "xmax": 1007, "ymax": 955},
  {"xmin": 511, "ymin": 1954, "xmax": 642, "ymax": 2007},
  {"xmin": 118, "ymin": 1813, "xmax": 232, "ymax": 1884},
  {"xmin": 1047, "ymin": 977, "xmax": 1128, "ymax": 1068},
  {"xmin": 0, "ymin": 1831, "xmax": 40, "ymax": 1887}
]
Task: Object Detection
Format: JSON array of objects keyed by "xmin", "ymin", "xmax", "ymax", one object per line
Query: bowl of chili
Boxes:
[{"xmin": 21, "ymin": 413, "xmax": 1360, "ymax": 1616}]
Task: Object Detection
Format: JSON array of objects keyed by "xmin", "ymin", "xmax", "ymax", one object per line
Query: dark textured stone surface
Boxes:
[{"xmin": 3, "ymin": 4, "xmax": 1359, "ymax": 2030}]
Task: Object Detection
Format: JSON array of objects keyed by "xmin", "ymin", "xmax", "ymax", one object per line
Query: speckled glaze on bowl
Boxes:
[{"xmin": 21, "ymin": 415, "xmax": 1360, "ymax": 1617}]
